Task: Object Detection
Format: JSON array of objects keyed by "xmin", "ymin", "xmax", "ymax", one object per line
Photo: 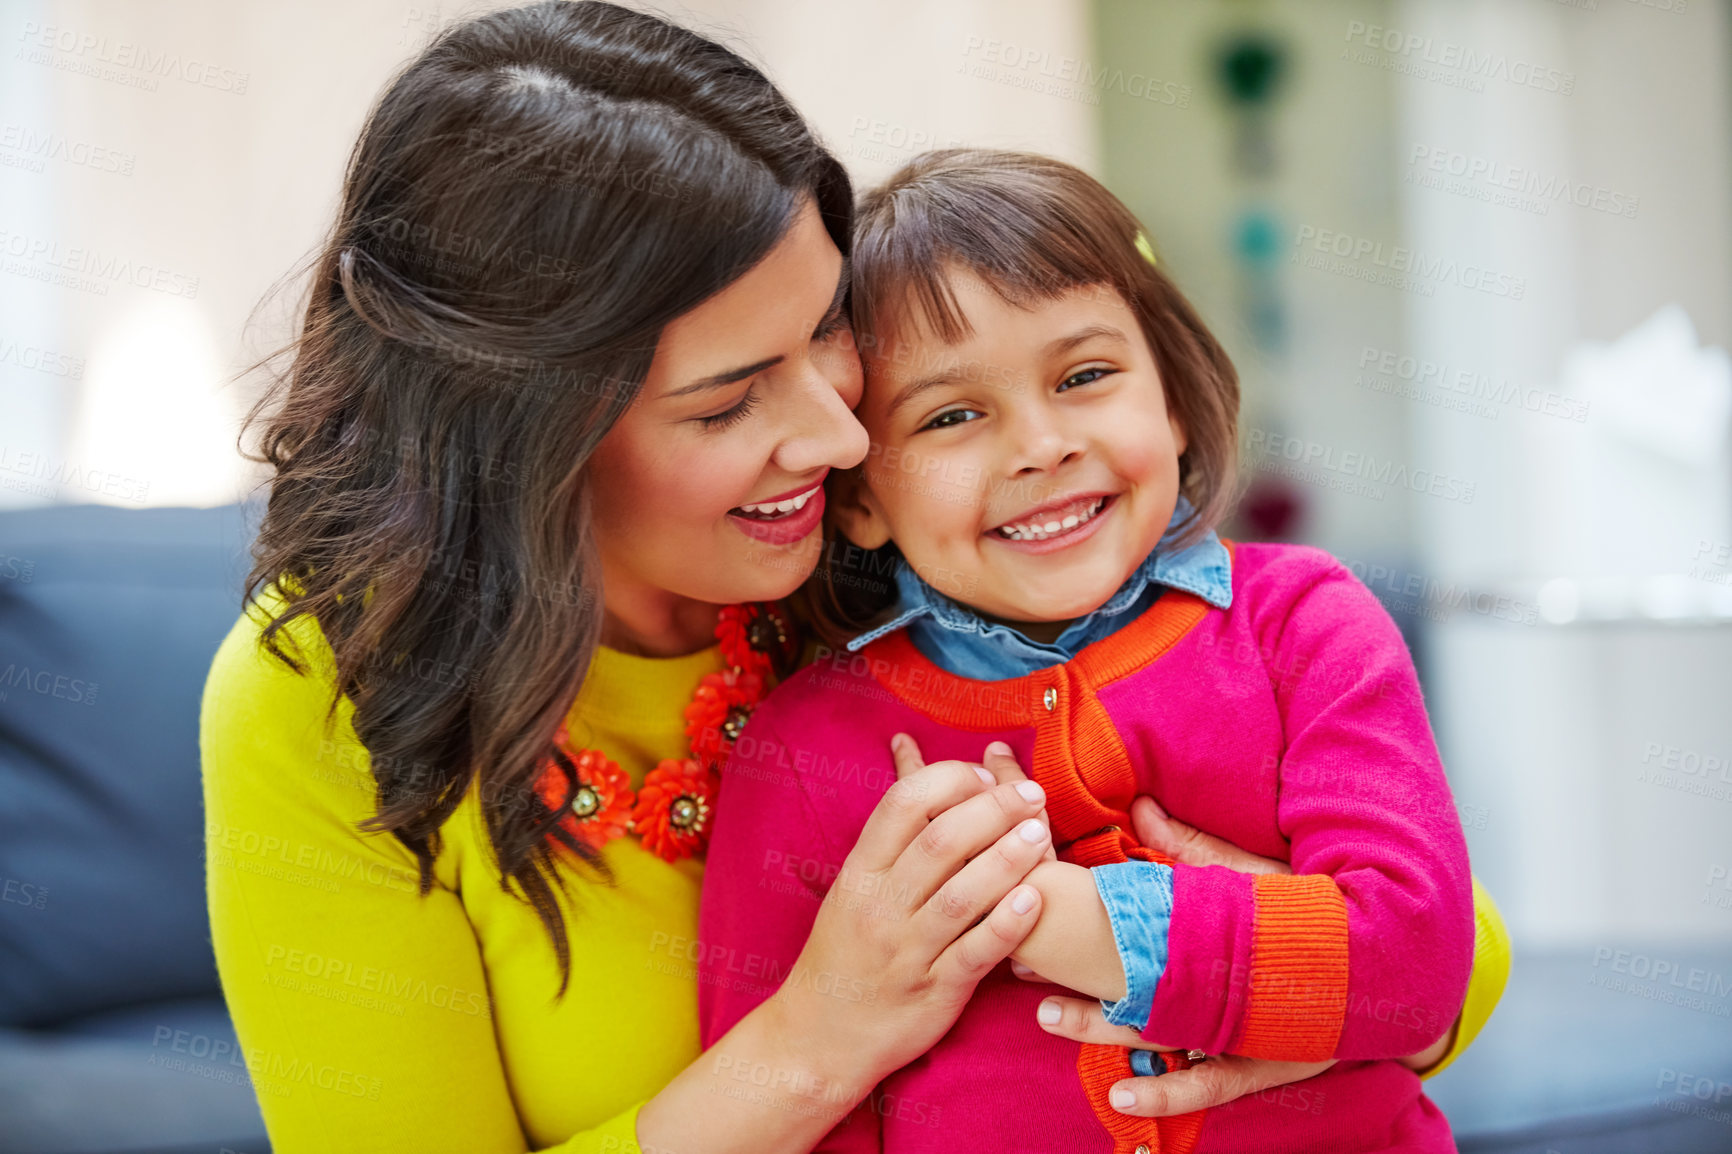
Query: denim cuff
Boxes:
[
  {"xmin": 1130, "ymin": 1048, "xmax": 1164, "ymax": 1077},
  {"xmin": 1091, "ymin": 859, "xmax": 1175, "ymax": 1032}
]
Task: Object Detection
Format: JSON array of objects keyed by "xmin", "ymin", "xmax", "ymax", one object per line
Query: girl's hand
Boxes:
[{"xmin": 770, "ymin": 733, "xmax": 1052, "ymax": 1082}]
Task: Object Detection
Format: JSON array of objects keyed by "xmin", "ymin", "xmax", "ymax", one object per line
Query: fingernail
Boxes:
[
  {"xmin": 985, "ymin": 740, "xmax": 1013, "ymax": 757},
  {"xmin": 1037, "ymin": 999, "xmax": 1062, "ymax": 1025},
  {"xmin": 1010, "ymin": 960, "xmax": 1034, "ymax": 977},
  {"xmin": 973, "ymin": 766, "xmax": 994, "ymax": 786},
  {"xmin": 1015, "ymin": 780, "xmax": 1044, "ymax": 804},
  {"xmin": 1011, "ymin": 886, "xmax": 1037, "ymax": 915},
  {"xmin": 1110, "ymin": 1086, "xmax": 1137, "ymax": 1110},
  {"xmin": 890, "ymin": 734, "xmax": 907, "ymax": 754},
  {"xmin": 1017, "ymin": 818, "xmax": 1048, "ymax": 844}
]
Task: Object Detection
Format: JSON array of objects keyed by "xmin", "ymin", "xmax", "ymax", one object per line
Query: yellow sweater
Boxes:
[
  {"xmin": 202, "ymin": 595, "xmax": 1509, "ymax": 1153},
  {"xmin": 202, "ymin": 593, "xmax": 722, "ymax": 1152}
]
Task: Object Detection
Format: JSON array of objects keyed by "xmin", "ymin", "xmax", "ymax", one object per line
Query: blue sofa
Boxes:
[
  {"xmin": 2, "ymin": 501, "xmax": 1729, "ymax": 1154},
  {"xmin": 0, "ymin": 503, "xmax": 269, "ymax": 1154}
]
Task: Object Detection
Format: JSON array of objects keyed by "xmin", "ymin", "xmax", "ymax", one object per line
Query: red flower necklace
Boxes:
[{"xmin": 535, "ymin": 602, "xmax": 799, "ymax": 863}]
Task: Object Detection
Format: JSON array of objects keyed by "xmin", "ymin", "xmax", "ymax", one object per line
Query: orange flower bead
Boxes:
[
  {"xmin": 632, "ymin": 758, "xmax": 719, "ymax": 862},
  {"xmin": 537, "ymin": 738, "xmax": 635, "ymax": 851}
]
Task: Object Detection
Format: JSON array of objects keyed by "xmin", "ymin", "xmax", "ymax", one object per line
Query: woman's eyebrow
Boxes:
[
  {"xmin": 668, "ymin": 258, "xmax": 852, "ymax": 399},
  {"xmin": 668, "ymin": 356, "xmax": 783, "ymax": 398}
]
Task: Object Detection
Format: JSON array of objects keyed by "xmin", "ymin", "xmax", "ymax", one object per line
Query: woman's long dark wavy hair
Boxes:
[{"xmin": 241, "ymin": 0, "xmax": 851, "ymax": 994}]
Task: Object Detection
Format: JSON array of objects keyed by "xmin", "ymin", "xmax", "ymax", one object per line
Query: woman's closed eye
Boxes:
[{"xmin": 697, "ymin": 387, "xmax": 760, "ymax": 431}]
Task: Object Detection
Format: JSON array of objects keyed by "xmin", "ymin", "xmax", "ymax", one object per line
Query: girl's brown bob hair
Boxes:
[{"xmin": 805, "ymin": 148, "xmax": 1240, "ymax": 645}]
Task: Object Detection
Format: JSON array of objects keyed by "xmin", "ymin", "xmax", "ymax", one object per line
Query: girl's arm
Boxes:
[
  {"xmin": 1029, "ymin": 800, "xmax": 1513, "ymax": 1114},
  {"xmin": 1131, "ymin": 552, "xmax": 1475, "ymax": 1063}
]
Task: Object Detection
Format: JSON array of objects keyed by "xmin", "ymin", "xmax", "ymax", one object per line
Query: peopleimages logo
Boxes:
[
  {"xmin": 1292, "ymin": 225, "xmax": 1526, "ymax": 301},
  {"xmin": 1406, "ymin": 145, "xmax": 1640, "ymax": 220},
  {"xmin": 1246, "ymin": 428, "xmax": 1477, "ymax": 505},
  {"xmin": 1342, "ymin": 21, "xmax": 1575, "ymax": 96},
  {"xmin": 1357, "ymin": 346, "xmax": 1589, "ymax": 424},
  {"xmin": 15, "ymin": 21, "xmax": 250, "ymax": 94},
  {"xmin": 0, "ymin": 228, "xmax": 199, "ymax": 299}
]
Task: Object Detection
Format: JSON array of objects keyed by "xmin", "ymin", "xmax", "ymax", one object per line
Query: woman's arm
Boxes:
[{"xmin": 203, "ymin": 612, "xmax": 594, "ymax": 1152}]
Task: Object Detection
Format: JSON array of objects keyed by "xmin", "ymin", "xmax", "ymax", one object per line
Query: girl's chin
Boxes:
[{"xmin": 987, "ymin": 586, "xmax": 1124, "ymax": 626}]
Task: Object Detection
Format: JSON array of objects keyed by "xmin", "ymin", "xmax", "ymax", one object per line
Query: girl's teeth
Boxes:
[
  {"xmin": 997, "ymin": 498, "xmax": 1105, "ymax": 541},
  {"xmin": 738, "ymin": 489, "xmax": 815, "ymax": 517}
]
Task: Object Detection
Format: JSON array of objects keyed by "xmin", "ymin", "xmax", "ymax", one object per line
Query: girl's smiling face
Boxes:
[{"xmin": 836, "ymin": 269, "xmax": 1186, "ymax": 635}]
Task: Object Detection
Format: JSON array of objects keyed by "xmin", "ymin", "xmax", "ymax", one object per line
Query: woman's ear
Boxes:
[{"xmin": 828, "ymin": 466, "xmax": 893, "ymax": 550}]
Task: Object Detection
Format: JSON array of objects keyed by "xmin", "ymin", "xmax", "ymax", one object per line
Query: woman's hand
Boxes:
[
  {"xmin": 644, "ymin": 734, "xmax": 1051, "ymax": 1154},
  {"xmin": 1035, "ymin": 995, "xmax": 1333, "ymax": 1114},
  {"xmin": 769, "ymin": 733, "xmax": 1054, "ymax": 1082},
  {"xmin": 1029, "ymin": 794, "xmax": 1458, "ymax": 1114},
  {"xmin": 1030, "ymin": 794, "xmax": 1336, "ymax": 1115}
]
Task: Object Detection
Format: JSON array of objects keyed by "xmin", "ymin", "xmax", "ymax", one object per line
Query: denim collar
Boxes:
[{"xmin": 845, "ymin": 498, "xmax": 1233, "ymax": 678}]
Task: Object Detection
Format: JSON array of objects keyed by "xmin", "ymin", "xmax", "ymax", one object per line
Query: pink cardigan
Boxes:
[{"xmin": 698, "ymin": 543, "xmax": 1474, "ymax": 1153}]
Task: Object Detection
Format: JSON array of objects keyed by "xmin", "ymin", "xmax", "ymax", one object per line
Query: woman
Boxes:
[{"xmin": 202, "ymin": 4, "xmax": 1505, "ymax": 1151}]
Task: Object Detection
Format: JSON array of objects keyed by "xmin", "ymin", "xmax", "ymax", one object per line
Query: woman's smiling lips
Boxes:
[
  {"xmin": 986, "ymin": 493, "xmax": 1117, "ymax": 555},
  {"xmin": 727, "ymin": 473, "xmax": 828, "ymax": 545}
]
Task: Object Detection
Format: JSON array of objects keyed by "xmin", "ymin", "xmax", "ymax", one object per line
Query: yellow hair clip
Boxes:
[{"xmin": 1134, "ymin": 230, "xmax": 1158, "ymax": 268}]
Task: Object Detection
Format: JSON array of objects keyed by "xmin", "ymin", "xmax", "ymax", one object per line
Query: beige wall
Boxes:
[{"xmin": 1095, "ymin": 0, "xmax": 1410, "ymax": 566}]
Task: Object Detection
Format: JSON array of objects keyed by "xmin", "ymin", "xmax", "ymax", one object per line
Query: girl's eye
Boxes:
[
  {"xmin": 1058, "ymin": 367, "xmax": 1114, "ymax": 391},
  {"xmin": 920, "ymin": 407, "xmax": 983, "ymax": 432},
  {"xmin": 698, "ymin": 387, "xmax": 760, "ymax": 431}
]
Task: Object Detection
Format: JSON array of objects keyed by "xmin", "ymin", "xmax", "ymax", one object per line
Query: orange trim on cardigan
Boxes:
[
  {"xmin": 1237, "ymin": 873, "xmax": 1350, "ymax": 1061},
  {"xmin": 1077, "ymin": 1042, "xmax": 1205, "ymax": 1154},
  {"xmin": 863, "ymin": 584, "xmax": 1213, "ymax": 847}
]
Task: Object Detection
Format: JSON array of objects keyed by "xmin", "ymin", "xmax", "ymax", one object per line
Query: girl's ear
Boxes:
[{"xmin": 828, "ymin": 466, "xmax": 893, "ymax": 550}]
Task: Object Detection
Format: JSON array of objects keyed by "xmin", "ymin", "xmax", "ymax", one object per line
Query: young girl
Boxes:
[{"xmin": 697, "ymin": 150, "xmax": 1476, "ymax": 1153}]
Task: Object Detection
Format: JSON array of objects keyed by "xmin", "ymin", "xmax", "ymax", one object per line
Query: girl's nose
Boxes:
[{"xmin": 1009, "ymin": 414, "xmax": 1085, "ymax": 476}]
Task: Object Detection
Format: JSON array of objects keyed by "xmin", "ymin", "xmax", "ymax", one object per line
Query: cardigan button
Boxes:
[
  {"xmin": 1042, "ymin": 686, "xmax": 1057, "ymax": 711},
  {"xmin": 1135, "ymin": 1146, "xmax": 1151, "ymax": 1154}
]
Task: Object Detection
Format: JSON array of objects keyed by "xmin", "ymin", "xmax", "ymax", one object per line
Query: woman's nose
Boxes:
[{"xmin": 774, "ymin": 359, "xmax": 870, "ymax": 475}]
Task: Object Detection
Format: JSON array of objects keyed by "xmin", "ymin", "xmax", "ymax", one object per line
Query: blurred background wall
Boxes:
[{"xmin": 4, "ymin": 0, "xmax": 1732, "ymax": 1148}]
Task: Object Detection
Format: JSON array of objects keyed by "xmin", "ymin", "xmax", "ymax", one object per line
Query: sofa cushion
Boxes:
[
  {"xmin": 0, "ymin": 994, "xmax": 269, "ymax": 1153},
  {"xmin": 0, "ymin": 502, "xmax": 259, "ymax": 1027}
]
